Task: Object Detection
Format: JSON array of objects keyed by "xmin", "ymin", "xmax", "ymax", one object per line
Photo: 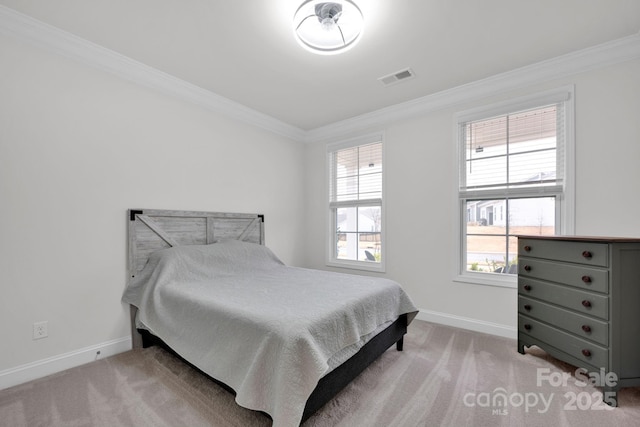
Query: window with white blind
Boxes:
[
  {"xmin": 455, "ymin": 87, "xmax": 575, "ymax": 287},
  {"xmin": 328, "ymin": 134, "xmax": 384, "ymax": 271}
]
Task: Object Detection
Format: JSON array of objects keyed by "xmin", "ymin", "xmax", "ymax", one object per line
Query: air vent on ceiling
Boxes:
[{"xmin": 378, "ymin": 68, "xmax": 415, "ymax": 86}]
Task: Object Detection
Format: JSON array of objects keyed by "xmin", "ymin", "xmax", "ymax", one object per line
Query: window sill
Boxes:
[
  {"xmin": 326, "ymin": 259, "xmax": 385, "ymax": 273},
  {"xmin": 453, "ymin": 272, "xmax": 517, "ymax": 289}
]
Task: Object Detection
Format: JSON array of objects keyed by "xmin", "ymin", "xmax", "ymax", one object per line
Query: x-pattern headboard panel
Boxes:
[{"xmin": 128, "ymin": 209, "xmax": 264, "ymax": 281}]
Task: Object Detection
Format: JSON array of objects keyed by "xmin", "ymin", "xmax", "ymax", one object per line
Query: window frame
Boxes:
[
  {"xmin": 326, "ymin": 133, "xmax": 386, "ymax": 272},
  {"xmin": 453, "ymin": 86, "xmax": 575, "ymax": 288}
]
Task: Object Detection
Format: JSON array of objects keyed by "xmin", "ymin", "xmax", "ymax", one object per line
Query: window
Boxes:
[
  {"xmin": 328, "ymin": 134, "xmax": 384, "ymax": 271},
  {"xmin": 455, "ymin": 88, "xmax": 574, "ymax": 287}
]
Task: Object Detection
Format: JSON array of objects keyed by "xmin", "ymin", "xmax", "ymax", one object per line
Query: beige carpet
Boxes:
[{"xmin": 2, "ymin": 320, "xmax": 640, "ymax": 426}]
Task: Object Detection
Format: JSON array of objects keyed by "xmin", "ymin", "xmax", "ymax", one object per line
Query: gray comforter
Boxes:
[{"xmin": 122, "ymin": 240, "xmax": 417, "ymax": 427}]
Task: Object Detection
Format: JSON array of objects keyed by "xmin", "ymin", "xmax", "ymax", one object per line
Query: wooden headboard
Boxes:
[
  {"xmin": 126, "ymin": 209, "xmax": 264, "ymax": 348},
  {"xmin": 128, "ymin": 209, "xmax": 265, "ymax": 281}
]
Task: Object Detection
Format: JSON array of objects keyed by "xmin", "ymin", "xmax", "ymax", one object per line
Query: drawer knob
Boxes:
[
  {"xmin": 581, "ymin": 300, "xmax": 592, "ymax": 308},
  {"xmin": 581, "ymin": 275, "xmax": 592, "ymax": 283},
  {"xmin": 524, "ymin": 284, "xmax": 532, "ymax": 292},
  {"xmin": 582, "ymin": 349, "xmax": 592, "ymax": 357},
  {"xmin": 582, "ymin": 250, "xmax": 592, "ymax": 259},
  {"xmin": 524, "ymin": 265, "xmax": 532, "ymax": 272},
  {"xmin": 581, "ymin": 325, "xmax": 592, "ymax": 333},
  {"xmin": 524, "ymin": 324, "xmax": 532, "ymax": 331},
  {"xmin": 524, "ymin": 304, "xmax": 532, "ymax": 311},
  {"xmin": 524, "ymin": 245, "xmax": 532, "ymax": 252}
]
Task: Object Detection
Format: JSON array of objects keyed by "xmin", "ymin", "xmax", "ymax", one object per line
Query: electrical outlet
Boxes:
[{"xmin": 33, "ymin": 321, "xmax": 48, "ymax": 340}]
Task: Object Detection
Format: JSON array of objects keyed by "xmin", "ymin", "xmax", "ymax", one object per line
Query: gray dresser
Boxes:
[{"xmin": 517, "ymin": 235, "xmax": 640, "ymax": 405}]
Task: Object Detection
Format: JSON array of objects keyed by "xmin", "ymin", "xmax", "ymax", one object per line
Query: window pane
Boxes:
[
  {"xmin": 465, "ymin": 116, "xmax": 507, "ymax": 151},
  {"xmin": 466, "ymin": 200, "xmax": 504, "ymax": 226},
  {"xmin": 465, "ymin": 197, "xmax": 555, "ymax": 274},
  {"xmin": 331, "ymin": 142, "xmax": 382, "ymax": 202},
  {"xmin": 509, "ymin": 197, "xmax": 555, "ymax": 235},
  {"xmin": 336, "ymin": 206, "xmax": 381, "ymax": 263},
  {"xmin": 357, "ymin": 206, "xmax": 380, "ymax": 232},
  {"xmin": 360, "ymin": 233, "xmax": 381, "ymax": 262},
  {"xmin": 462, "ymin": 105, "xmax": 559, "ymax": 192},
  {"xmin": 337, "ymin": 207, "xmax": 357, "ymax": 232},
  {"xmin": 336, "ymin": 206, "xmax": 357, "ymax": 260},
  {"xmin": 335, "ymin": 176, "xmax": 358, "ymax": 201},
  {"xmin": 358, "ymin": 143, "xmax": 382, "ymax": 171},
  {"xmin": 466, "ymin": 155, "xmax": 507, "ymax": 189},
  {"xmin": 508, "ymin": 148, "xmax": 557, "ymax": 186},
  {"xmin": 336, "ymin": 232, "xmax": 357, "ymax": 260},
  {"xmin": 336, "ymin": 147, "xmax": 358, "ymax": 178},
  {"xmin": 466, "ymin": 198, "xmax": 506, "ymax": 273},
  {"xmin": 359, "ymin": 143, "xmax": 382, "ymax": 200},
  {"xmin": 359, "ymin": 172, "xmax": 382, "ymax": 199},
  {"xmin": 508, "ymin": 106, "xmax": 557, "ymax": 145},
  {"xmin": 466, "ymin": 235, "xmax": 508, "ymax": 273}
]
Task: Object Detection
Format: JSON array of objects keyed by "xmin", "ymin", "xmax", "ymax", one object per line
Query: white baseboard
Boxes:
[
  {"xmin": 0, "ymin": 337, "xmax": 131, "ymax": 390},
  {"xmin": 416, "ymin": 308, "xmax": 517, "ymax": 339}
]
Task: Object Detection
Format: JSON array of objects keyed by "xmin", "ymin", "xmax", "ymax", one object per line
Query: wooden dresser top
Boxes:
[{"xmin": 518, "ymin": 235, "xmax": 640, "ymax": 243}]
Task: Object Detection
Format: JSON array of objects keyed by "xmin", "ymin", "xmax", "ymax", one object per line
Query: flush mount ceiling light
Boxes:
[{"xmin": 293, "ymin": 0, "xmax": 364, "ymax": 55}]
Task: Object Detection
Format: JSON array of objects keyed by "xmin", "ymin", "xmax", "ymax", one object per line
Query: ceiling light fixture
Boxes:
[{"xmin": 293, "ymin": 0, "xmax": 364, "ymax": 55}]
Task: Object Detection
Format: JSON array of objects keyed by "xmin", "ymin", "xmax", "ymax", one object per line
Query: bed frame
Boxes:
[{"xmin": 127, "ymin": 208, "xmax": 407, "ymax": 423}]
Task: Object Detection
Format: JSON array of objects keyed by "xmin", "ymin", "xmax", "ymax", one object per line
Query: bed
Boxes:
[{"xmin": 122, "ymin": 209, "xmax": 417, "ymax": 426}]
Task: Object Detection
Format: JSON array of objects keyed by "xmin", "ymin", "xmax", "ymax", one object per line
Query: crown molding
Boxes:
[
  {"xmin": 0, "ymin": 5, "xmax": 306, "ymax": 142},
  {"xmin": 1, "ymin": 5, "xmax": 638, "ymax": 145},
  {"xmin": 303, "ymin": 30, "xmax": 640, "ymax": 144}
]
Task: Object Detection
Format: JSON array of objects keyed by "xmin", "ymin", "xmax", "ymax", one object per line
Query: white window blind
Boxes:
[
  {"xmin": 330, "ymin": 142, "xmax": 382, "ymax": 207},
  {"xmin": 460, "ymin": 104, "xmax": 565, "ymax": 199}
]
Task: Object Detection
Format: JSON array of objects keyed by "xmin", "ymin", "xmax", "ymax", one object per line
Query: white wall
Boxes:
[
  {"xmin": 2, "ymin": 21, "xmax": 639, "ymax": 388},
  {"xmin": 0, "ymin": 34, "xmax": 306, "ymax": 375},
  {"xmin": 303, "ymin": 58, "xmax": 640, "ymax": 333}
]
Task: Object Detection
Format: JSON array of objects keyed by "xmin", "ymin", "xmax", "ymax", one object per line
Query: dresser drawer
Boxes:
[
  {"xmin": 518, "ymin": 315, "xmax": 608, "ymax": 369},
  {"xmin": 518, "ymin": 278, "xmax": 609, "ymax": 320},
  {"xmin": 519, "ymin": 238, "xmax": 608, "ymax": 267},
  {"xmin": 518, "ymin": 257, "xmax": 608, "ymax": 293},
  {"xmin": 519, "ymin": 296, "xmax": 608, "ymax": 346}
]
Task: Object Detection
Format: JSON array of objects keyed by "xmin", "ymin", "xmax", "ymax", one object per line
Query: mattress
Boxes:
[{"xmin": 122, "ymin": 240, "xmax": 417, "ymax": 427}]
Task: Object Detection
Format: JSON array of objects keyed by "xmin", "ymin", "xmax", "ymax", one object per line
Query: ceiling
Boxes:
[{"xmin": 1, "ymin": 0, "xmax": 639, "ymax": 131}]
